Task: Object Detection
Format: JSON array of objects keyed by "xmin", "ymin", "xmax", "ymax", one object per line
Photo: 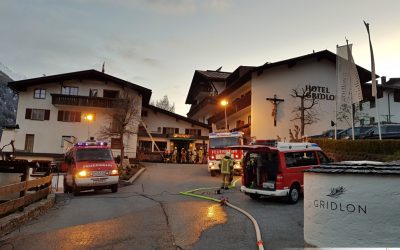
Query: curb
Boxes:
[
  {"xmin": 0, "ymin": 193, "xmax": 55, "ymax": 237},
  {"xmin": 120, "ymin": 167, "xmax": 146, "ymax": 185}
]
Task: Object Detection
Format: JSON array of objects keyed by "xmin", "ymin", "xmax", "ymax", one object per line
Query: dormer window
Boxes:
[
  {"xmin": 62, "ymin": 86, "xmax": 78, "ymax": 95},
  {"xmin": 34, "ymin": 88, "xmax": 46, "ymax": 99}
]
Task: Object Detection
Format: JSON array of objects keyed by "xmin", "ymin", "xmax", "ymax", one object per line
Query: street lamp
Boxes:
[
  {"xmin": 84, "ymin": 113, "xmax": 94, "ymax": 139},
  {"xmin": 220, "ymin": 100, "xmax": 228, "ymax": 131}
]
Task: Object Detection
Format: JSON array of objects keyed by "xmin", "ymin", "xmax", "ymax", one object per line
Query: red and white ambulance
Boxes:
[
  {"xmin": 208, "ymin": 131, "xmax": 244, "ymax": 176},
  {"xmin": 236, "ymin": 142, "xmax": 330, "ymax": 203},
  {"xmin": 62, "ymin": 140, "xmax": 119, "ymax": 195}
]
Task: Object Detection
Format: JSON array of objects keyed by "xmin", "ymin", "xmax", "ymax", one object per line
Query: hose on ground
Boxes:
[{"xmin": 180, "ymin": 187, "xmax": 264, "ymax": 250}]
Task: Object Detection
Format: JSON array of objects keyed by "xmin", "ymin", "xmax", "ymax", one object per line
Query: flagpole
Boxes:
[
  {"xmin": 364, "ymin": 21, "xmax": 382, "ymax": 140},
  {"xmin": 346, "ymin": 39, "xmax": 355, "ymax": 140}
]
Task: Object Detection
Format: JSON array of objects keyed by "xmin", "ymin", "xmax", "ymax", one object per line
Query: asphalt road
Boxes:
[{"xmin": 0, "ymin": 163, "xmax": 304, "ymax": 250}]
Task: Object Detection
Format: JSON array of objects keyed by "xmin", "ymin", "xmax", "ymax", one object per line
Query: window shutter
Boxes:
[
  {"xmin": 185, "ymin": 129, "xmax": 189, "ymax": 134},
  {"xmin": 77, "ymin": 112, "xmax": 81, "ymax": 122},
  {"xmin": 377, "ymin": 88, "xmax": 383, "ymax": 99},
  {"xmin": 25, "ymin": 108, "xmax": 32, "ymax": 119},
  {"xmin": 175, "ymin": 128, "xmax": 179, "ymax": 134},
  {"xmin": 44, "ymin": 110, "xmax": 50, "ymax": 120},
  {"xmin": 197, "ymin": 129, "xmax": 201, "ymax": 136},
  {"xmin": 162, "ymin": 127, "xmax": 166, "ymax": 134},
  {"xmin": 58, "ymin": 111, "xmax": 63, "ymax": 121}
]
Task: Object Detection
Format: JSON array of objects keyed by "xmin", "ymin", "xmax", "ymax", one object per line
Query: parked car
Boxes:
[
  {"xmin": 232, "ymin": 142, "xmax": 330, "ymax": 204},
  {"xmin": 337, "ymin": 126, "xmax": 374, "ymax": 139},
  {"xmin": 360, "ymin": 124, "xmax": 400, "ymax": 139},
  {"xmin": 309, "ymin": 129, "xmax": 343, "ymax": 139}
]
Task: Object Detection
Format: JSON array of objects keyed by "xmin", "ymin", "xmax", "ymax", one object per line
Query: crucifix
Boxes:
[{"xmin": 266, "ymin": 94, "xmax": 284, "ymax": 126}]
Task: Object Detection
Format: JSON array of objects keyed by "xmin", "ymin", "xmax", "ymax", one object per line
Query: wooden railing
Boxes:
[
  {"xmin": 51, "ymin": 94, "xmax": 126, "ymax": 108},
  {"xmin": 0, "ymin": 175, "xmax": 52, "ymax": 216}
]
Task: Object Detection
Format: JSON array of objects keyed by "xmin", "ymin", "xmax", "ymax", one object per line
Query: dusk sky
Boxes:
[{"xmin": 1, "ymin": 0, "xmax": 400, "ymax": 115}]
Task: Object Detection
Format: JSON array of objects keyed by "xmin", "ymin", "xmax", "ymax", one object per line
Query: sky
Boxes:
[{"xmin": 1, "ymin": 0, "xmax": 400, "ymax": 116}]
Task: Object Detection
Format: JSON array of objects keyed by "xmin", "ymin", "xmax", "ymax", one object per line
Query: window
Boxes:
[
  {"xmin": 284, "ymin": 151, "xmax": 318, "ymax": 168},
  {"xmin": 103, "ymin": 90, "xmax": 119, "ymax": 98},
  {"xmin": 386, "ymin": 125, "xmax": 400, "ymax": 133},
  {"xmin": 57, "ymin": 111, "xmax": 81, "ymax": 122},
  {"xmin": 111, "ymin": 138, "xmax": 122, "ymax": 149},
  {"xmin": 358, "ymin": 102, "xmax": 363, "ymax": 111},
  {"xmin": 141, "ymin": 110, "xmax": 148, "ymax": 117},
  {"xmin": 139, "ymin": 140, "xmax": 152, "ymax": 152},
  {"xmin": 360, "ymin": 119, "xmax": 365, "ymax": 126},
  {"xmin": 163, "ymin": 127, "xmax": 178, "ymax": 134},
  {"xmin": 394, "ymin": 89, "xmax": 400, "ymax": 102},
  {"xmin": 111, "ymin": 115, "xmax": 123, "ymax": 132},
  {"xmin": 61, "ymin": 136, "xmax": 72, "ymax": 147},
  {"xmin": 185, "ymin": 128, "xmax": 201, "ymax": 136},
  {"xmin": 25, "ymin": 108, "xmax": 50, "ymax": 121},
  {"xmin": 154, "ymin": 141, "xmax": 167, "ymax": 151},
  {"xmin": 25, "ymin": 134, "xmax": 34, "ymax": 152},
  {"xmin": 370, "ymin": 99, "xmax": 376, "ymax": 108},
  {"xmin": 316, "ymin": 151, "xmax": 330, "ymax": 164},
  {"xmin": 370, "ymin": 117, "xmax": 375, "ymax": 124},
  {"xmin": 89, "ymin": 89, "xmax": 98, "ymax": 97},
  {"xmin": 34, "ymin": 89, "xmax": 46, "ymax": 99},
  {"xmin": 61, "ymin": 86, "xmax": 78, "ymax": 95}
]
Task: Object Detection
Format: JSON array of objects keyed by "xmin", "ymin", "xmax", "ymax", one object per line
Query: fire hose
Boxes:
[{"xmin": 180, "ymin": 186, "xmax": 264, "ymax": 250}]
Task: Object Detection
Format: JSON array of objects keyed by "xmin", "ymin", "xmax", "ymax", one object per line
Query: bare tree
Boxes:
[
  {"xmin": 337, "ymin": 102, "xmax": 369, "ymax": 128},
  {"xmin": 98, "ymin": 93, "xmax": 141, "ymax": 164},
  {"xmin": 150, "ymin": 95, "xmax": 175, "ymax": 112},
  {"xmin": 290, "ymin": 87, "xmax": 319, "ymax": 137}
]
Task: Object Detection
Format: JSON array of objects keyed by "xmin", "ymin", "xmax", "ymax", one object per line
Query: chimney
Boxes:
[{"xmin": 381, "ymin": 76, "xmax": 387, "ymax": 85}]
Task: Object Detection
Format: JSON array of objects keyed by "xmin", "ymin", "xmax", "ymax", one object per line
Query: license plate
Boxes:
[
  {"xmin": 92, "ymin": 171, "xmax": 106, "ymax": 177},
  {"xmin": 92, "ymin": 178, "xmax": 107, "ymax": 182}
]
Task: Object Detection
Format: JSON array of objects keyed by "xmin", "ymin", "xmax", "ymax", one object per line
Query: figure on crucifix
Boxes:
[{"xmin": 266, "ymin": 94, "xmax": 284, "ymax": 126}]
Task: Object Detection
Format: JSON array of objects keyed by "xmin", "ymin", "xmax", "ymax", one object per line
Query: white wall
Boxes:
[
  {"xmin": 0, "ymin": 79, "xmax": 141, "ymax": 159},
  {"xmin": 251, "ymin": 59, "xmax": 342, "ymax": 140},
  {"xmin": 304, "ymin": 172, "xmax": 400, "ymax": 247}
]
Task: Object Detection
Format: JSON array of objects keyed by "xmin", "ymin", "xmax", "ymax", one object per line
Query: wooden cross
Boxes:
[{"xmin": 266, "ymin": 95, "xmax": 284, "ymax": 127}]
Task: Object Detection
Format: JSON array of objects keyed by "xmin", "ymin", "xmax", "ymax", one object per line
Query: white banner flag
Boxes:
[
  {"xmin": 364, "ymin": 21, "xmax": 377, "ymax": 97},
  {"xmin": 336, "ymin": 44, "xmax": 363, "ymax": 105}
]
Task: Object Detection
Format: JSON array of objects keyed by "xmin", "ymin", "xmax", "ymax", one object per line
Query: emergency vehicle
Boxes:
[
  {"xmin": 233, "ymin": 142, "xmax": 330, "ymax": 203},
  {"xmin": 208, "ymin": 131, "xmax": 244, "ymax": 176},
  {"xmin": 62, "ymin": 140, "xmax": 119, "ymax": 195}
]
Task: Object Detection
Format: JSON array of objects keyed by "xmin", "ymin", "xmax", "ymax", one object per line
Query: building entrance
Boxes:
[{"xmin": 170, "ymin": 139, "xmax": 194, "ymax": 163}]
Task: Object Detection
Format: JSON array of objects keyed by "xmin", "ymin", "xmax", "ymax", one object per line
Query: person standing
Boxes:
[
  {"xmin": 172, "ymin": 147, "xmax": 178, "ymax": 163},
  {"xmin": 191, "ymin": 148, "xmax": 197, "ymax": 163},
  {"xmin": 181, "ymin": 148, "xmax": 187, "ymax": 163},
  {"xmin": 220, "ymin": 152, "xmax": 233, "ymax": 189},
  {"xmin": 198, "ymin": 147, "xmax": 204, "ymax": 164}
]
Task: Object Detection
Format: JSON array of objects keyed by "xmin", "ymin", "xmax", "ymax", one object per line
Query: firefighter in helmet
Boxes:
[{"xmin": 220, "ymin": 152, "xmax": 233, "ymax": 190}]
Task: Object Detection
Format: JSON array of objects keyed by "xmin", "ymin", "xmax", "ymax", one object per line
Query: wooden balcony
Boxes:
[{"xmin": 51, "ymin": 94, "xmax": 125, "ymax": 108}]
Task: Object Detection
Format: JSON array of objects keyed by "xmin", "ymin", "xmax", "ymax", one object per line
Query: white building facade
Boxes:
[
  {"xmin": 0, "ymin": 70, "xmax": 151, "ymax": 161},
  {"xmin": 187, "ymin": 50, "xmax": 374, "ymax": 142}
]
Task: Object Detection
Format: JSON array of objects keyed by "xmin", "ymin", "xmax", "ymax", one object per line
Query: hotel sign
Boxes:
[{"xmin": 305, "ymin": 84, "xmax": 335, "ymax": 101}]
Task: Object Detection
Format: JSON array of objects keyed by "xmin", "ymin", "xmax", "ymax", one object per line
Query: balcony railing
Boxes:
[
  {"xmin": 51, "ymin": 94, "xmax": 125, "ymax": 108},
  {"xmin": 187, "ymin": 96, "xmax": 217, "ymax": 117}
]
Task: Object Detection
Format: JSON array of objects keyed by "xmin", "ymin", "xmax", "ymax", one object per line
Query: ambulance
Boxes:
[
  {"xmin": 62, "ymin": 140, "xmax": 119, "ymax": 195},
  {"xmin": 233, "ymin": 142, "xmax": 330, "ymax": 204}
]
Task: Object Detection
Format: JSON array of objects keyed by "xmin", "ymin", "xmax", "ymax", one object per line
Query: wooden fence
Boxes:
[{"xmin": 0, "ymin": 175, "xmax": 52, "ymax": 216}]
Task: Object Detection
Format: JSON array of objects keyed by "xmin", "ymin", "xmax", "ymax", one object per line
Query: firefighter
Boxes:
[
  {"xmin": 220, "ymin": 152, "xmax": 233, "ymax": 190},
  {"xmin": 191, "ymin": 148, "xmax": 197, "ymax": 163},
  {"xmin": 181, "ymin": 148, "xmax": 187, "ymax": 163},
  {"xmin": 172, "ymin": 147, "xmax": 178, "ymax": 163},
  {"xmin": 198, "ymin": 147, "xmax": 204, "ymax": 164}
]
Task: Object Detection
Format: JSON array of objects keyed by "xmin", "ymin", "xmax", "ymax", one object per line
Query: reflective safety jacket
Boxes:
[{"xmin": 220, "ymin": 157, "xmax": 233, "ymax": 174}]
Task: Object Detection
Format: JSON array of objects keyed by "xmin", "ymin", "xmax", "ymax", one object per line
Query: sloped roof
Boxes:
[
  {"xmin": 218, "ymin": 50, "xmax": 373, "ymax": 98},
  {"xmin": 144, "ymin": 104, "xmax": 211, "ymax": 129},
  {"xmin": 8, "ymin": 69, "xmax": 152, "ymax": 104},
  {"xmin": 185, "ymin": 70, "xmax": 231, "ymax": 104}
]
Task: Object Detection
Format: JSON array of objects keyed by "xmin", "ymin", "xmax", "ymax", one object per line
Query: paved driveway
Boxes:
[{"xmin": 0, "ymin": 163, "xmax": 304, "ymax": 249}]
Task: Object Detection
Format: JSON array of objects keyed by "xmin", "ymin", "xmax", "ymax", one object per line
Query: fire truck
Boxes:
[{"xmin": 207, "ymin": 131, "xmax": 244, "ymax": 176}]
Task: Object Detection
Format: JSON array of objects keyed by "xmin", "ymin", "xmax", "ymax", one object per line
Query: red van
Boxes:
[
  {"xmin": 237, "ymin": 142, "xmax": 330, "ymax": 203},
  {"xmin": 62, "ymin": 140, "xmax": 119, "ymax": 195}
]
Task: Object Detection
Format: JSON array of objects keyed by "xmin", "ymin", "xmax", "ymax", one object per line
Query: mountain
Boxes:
[{"xmin": 0, "ymin": 68, "xmax": 18, "ymax": 128}]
